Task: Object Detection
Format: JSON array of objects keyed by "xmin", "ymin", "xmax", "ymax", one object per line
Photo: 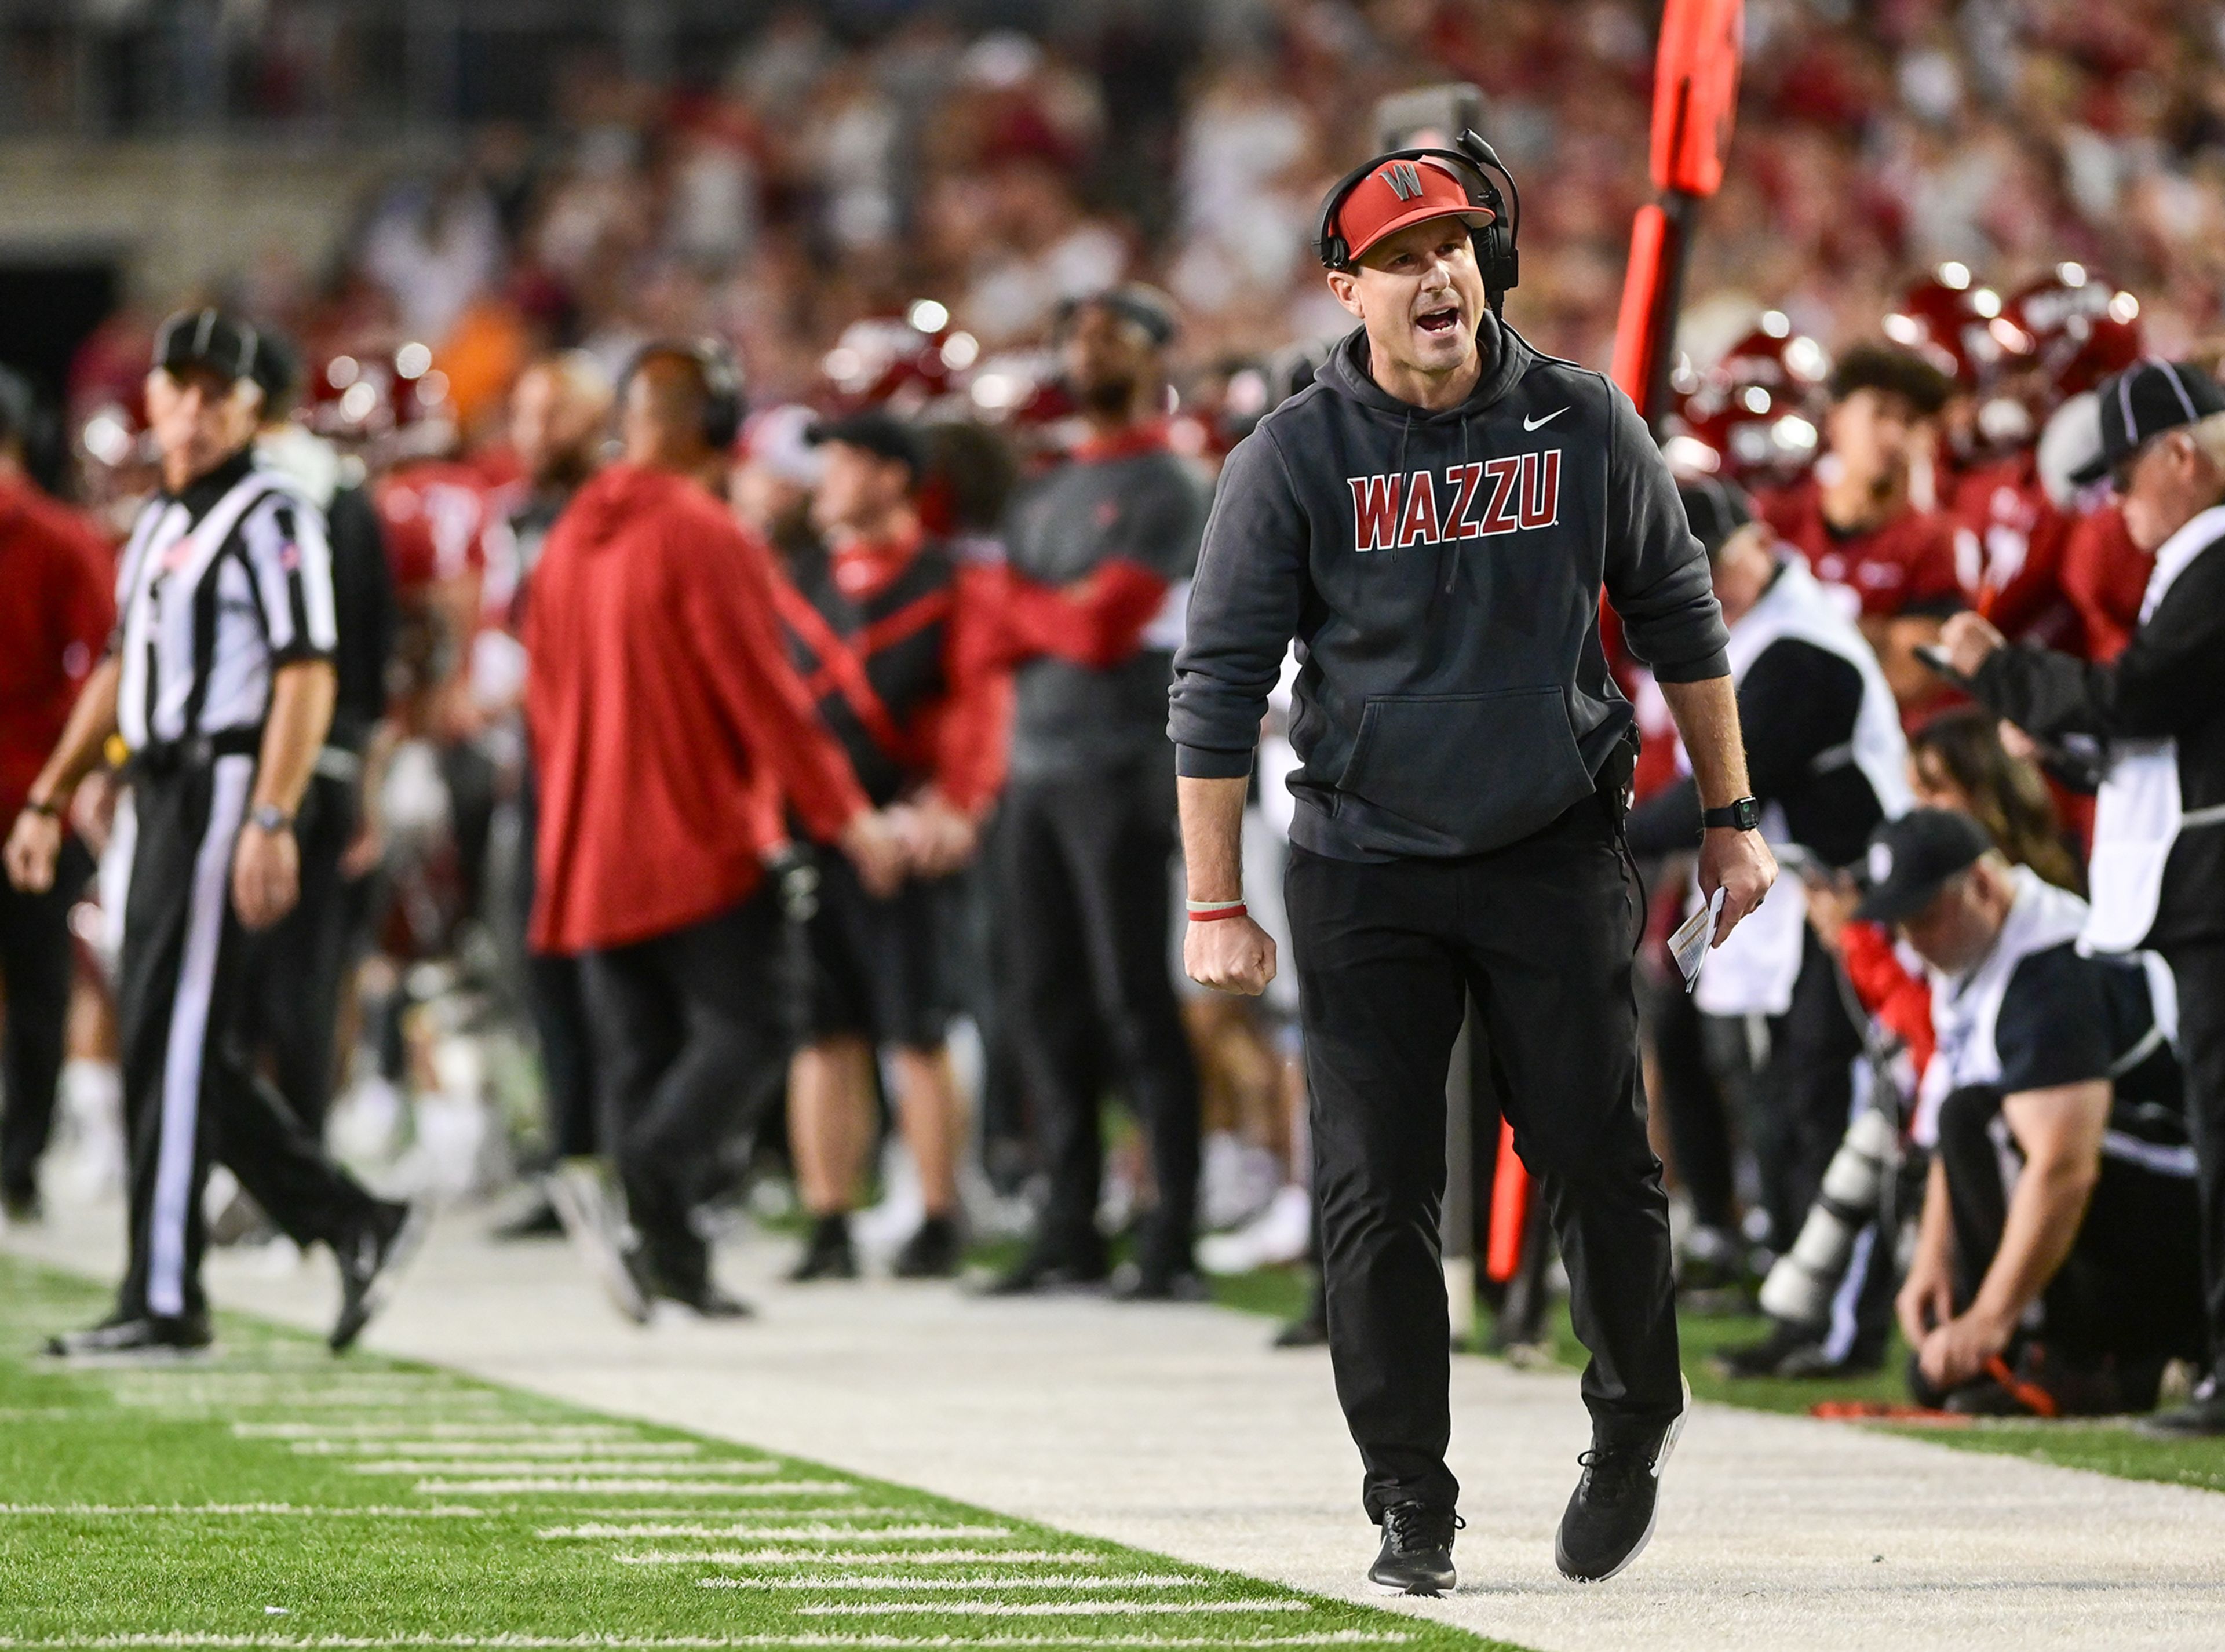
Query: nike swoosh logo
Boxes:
[{"xmin": 1523, "ymin": 408, "xmax": 1568, "ymax": 431}]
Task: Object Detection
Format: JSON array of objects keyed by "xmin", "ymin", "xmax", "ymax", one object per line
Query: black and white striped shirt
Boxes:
[{"xmin": 112, "ymin": 448, "xmax": 337, "ymax": 752}]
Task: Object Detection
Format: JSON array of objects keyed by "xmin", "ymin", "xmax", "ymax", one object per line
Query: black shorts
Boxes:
[{"xmin": 801, "ymin": 854, "xmax": 952, "ymax": 1051}]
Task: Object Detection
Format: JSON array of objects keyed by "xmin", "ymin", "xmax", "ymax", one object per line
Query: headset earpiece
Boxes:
[{"xmin": 623, "ymin": 337, "xmax": 747, "ymax": 451}]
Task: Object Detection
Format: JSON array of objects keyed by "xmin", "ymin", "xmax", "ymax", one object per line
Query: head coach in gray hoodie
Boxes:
[{"xmin": 1168, "ymin": 147, "xmax": 1777, "ymax": 1593}]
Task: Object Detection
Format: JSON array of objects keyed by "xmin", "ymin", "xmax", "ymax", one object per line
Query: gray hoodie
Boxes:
[{"xmin": 1169, "ymin": 319, "xmax": 1730, "ymax": 861}]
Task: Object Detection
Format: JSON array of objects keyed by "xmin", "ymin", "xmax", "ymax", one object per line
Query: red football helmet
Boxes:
[
  {"xmin": 822, "ymin": 300, "xmax": 973, "ymax": 413},
  {"xmin": 302, "ymin": 342, "xmax": 455, "ymax": 458},
  {"xmin": 1883, "ymin": 262, "xmax": 2033, "ymax": 392},
  {"xmin": 1667, "ymin": 312, "xmax": 1830, "ymax": 486},
  {"xmin": 2004, "ymin": 264, "xmax": 2143, "ymax": 409}
]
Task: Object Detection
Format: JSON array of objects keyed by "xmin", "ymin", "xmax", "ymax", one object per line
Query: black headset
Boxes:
[
  {"xmin": 623, "ymin": 336, "xmax": 747, "ymax": 450},
  {"xmin": 1314, "ymin": 130, "xmax": 1522, "ymax": 316}
]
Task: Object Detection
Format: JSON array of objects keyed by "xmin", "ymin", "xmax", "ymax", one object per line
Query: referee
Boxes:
[
  {"xmin": 1170, "ymin": 154, "xmax": 1772, "ymax": 1591},
  {"xmin": 3, "ymin": 310, "xmax": 419, "ymax": 1358}
]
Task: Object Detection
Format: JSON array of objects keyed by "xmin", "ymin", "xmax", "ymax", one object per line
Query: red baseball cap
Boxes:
[{"xmin": 1333, "ymin": 157, "xmax": 1493, "ymax": 265}]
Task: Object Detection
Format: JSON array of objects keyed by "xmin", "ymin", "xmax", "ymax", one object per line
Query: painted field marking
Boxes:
[
  {"xmin": 408, "ymin": 1478, "xmax": 856, "ymax": 1496},
  {"xmin": 691, "ymin": 1551, "xmax": 1104, "ymax": 1567},
  {"xmin": 352, "ymin": 1457, "xmax": 769, "ymax": 1476},
  {"xmin": 750, "ymin": 1575, "xmax": 1205, "ymax": 1592},
  {"xmin": 0, "ymin": 1634, "xmax": 1415, "ymax": 1648},
  {"xmin": 528, "ymin": 1508, "xmax": 902, "ymax": 1523},
  {"xmin": 299, "ymin": 1441, "xmax": 700, "ymax": 1458},
  {"xmin": 539, "ymin": 1523, "xmax": 1013, "ymax": 1541},
  {"xmin": 0, "ymin": 1504, "xmax": 486, "ymax": 1518},
  {"xmin": 797, "ymin": 1602, "xmax": 1313, "ymax": 1618},
  {"xmin": 235, "ymin": 1421, "xmax": 633, "ymax": 1439}
]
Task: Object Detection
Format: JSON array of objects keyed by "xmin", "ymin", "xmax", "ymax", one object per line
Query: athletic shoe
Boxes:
[
  {"xmin": 1554, "ymin": 1376, "xmax": 1688, "ymax": 1583},
  {"xmin": 330, "ymin": 1200, "xmax": 427, "ymax": 1353},
  {"xmin": 490, "ymin": 1194, "xmax": 566, "ymax": 1242},
  {"xmin": 1111, "ymin": 1260, "xmax": 1209, "ymax": 1302},
  {"xmin": 892, "ymin": 1215, "xmax": 962, "ymax": 1279},
  {"xmin": 665, "ymin": 1281, "xmax": 756, "ymax": 1320},
  {"xmin": 1709, "ymin": 1319, "xmax": 1823, "ymax": 1380},
  {"xmin": 790, "ymin": 1215, "xmax": 858, "ymax": 1282},
  {"xmin": 977, "ymin": 1241, "xmax": 1110, "ymax": 1296},
  {"xmin": 1272, "ymin": 1312, "xmax": 1329, "ymax": 1349},
  {"xmin": 547, "ymin": 1165, "xmax": 651, "ymax": 1326},
  {"xmin": 1367, "ymin": 1501, "xmax": 1461, "ymax": 1596},
  {"xmin": 2, "ymin": 1184, "xmax": 43, "ymax": 1226},
  {"xmin": 2140, "ymin": 1376, "xmax": 2225, "ymax": 1437},
  {"xmin": 47, "ymin": 1312, "xmax": 213, "ymax": 1359}
]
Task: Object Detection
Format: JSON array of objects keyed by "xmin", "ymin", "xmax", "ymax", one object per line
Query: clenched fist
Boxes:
[{"xmin": 1184, "ymin": 913, "xmax": 1276, "ymax": 997}]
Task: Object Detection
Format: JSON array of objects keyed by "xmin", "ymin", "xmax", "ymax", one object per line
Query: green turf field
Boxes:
[{"xmin": 0, "ymin": 1253, "xmax": 1520, "ymax": 1651}]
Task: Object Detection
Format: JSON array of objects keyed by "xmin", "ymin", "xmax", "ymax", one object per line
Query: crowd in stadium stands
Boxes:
[{"xmin": 5, "ymin": 0, "xmax": 2225, "ymax": 1424}]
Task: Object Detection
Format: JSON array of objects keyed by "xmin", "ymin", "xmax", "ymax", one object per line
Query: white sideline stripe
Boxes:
[
  {"xmin": 530, "ymin": 1508, "xmax": 898, "ymax": 1523},
  {"xmin": 0, "ymin": 1504, "xmax": 485, "ymax": 1518},
  {"xmin": 618, "ymin": 1549, "xmax": 1103, "ymax": 1567},
  {"xmin": 752, "ymin": 1576, "xmax": 1202, "ymax": 1592},
  {"xmin": 353, "ymin": 1458, "xmax": 764, "ymax": 1476},
  {"xmin": 300, "ymin": 1441, "xmax": 698, "ymax": 1458},
  {"xmin": 253, "ymin": 1434, "xmax": 640, "ymax": 1442},
  {"xmin": 690, "ymin": 1551, "xmax": 1100, "ymax": 1567},
  {"xmin": 0, "ymin": 1635, "xmax": 1410, "ymax": 1648},
  {"xmin": 541, "ymin": 1523, "xmax": 1012, "ymax": 1541},
  {"xmin": 798, "ymin": 1603, "xmax": 1311, "ymax": 1618},
  {"xmin": 411, "ymin": 1479, "xmax": 853, "ymax": 1496}
]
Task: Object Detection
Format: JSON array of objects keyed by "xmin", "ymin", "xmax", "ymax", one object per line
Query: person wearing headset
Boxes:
[
  {"xmin": 523, "ymin": 340, "xmax": 905, "ymax": 1323},
  {"xmin": 1169, "ymin": 143, "xmax": 1774, "ymax": 1592}
]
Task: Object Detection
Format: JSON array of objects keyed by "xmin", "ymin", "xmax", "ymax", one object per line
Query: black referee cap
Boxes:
[
  {"xmin": 2070, "ymin": 359, "xmax": 2225, "ymax": 486},
  {"xmin": 153, "ymin": 308, "xmax": 262, "ymax": 388}
]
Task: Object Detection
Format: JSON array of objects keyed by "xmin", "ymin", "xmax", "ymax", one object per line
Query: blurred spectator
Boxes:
[{"xmin": 0, "ymin": 366, "xmax": 112, "ymax": 1223}]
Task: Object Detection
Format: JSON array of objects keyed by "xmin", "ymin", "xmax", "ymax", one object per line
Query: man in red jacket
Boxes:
[
  {"xmin": 0, "ymin": 367, "xmax": 113, "ymax": 1223},
  {"xmin": 525, "ymin": 340, "xmax": 903, "ymax": 1322}
]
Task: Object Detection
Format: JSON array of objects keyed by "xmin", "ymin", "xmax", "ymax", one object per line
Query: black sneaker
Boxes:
[
  {"xmin": 330, "ymin": 1200, "xmax": 427, "ymax": 1353},
  {"xmin": 1111, "ymin": 1260, "xmax": 1209, "ymax": 1301},
  {"xmin": 2140, "ymin": 1378, "xmax": 2225, "ymax": 1438},
  {"xmin": 1367, "ymin": 1501, "xmax": 1461, "ymax": 1596},
  {"xmin": 1709, "ymin": 1319, "xmax": 1823, "ymax": 1380},
  {"xmin": 46, "ymin": 1313, "xmax": 213, "ymax": 1359},
  {"xmin": 892, "ymin": 1215, "xmax": 962, "ymax": 1279},
  {"xmin": 978, "ymin": 1239, "xmax": 1110, "ymax": 1296},
  {"xmin": 790, "ymin": 1215, "xmax": 858, "ymax": 1282},
  {"xmin": 663, "ymin": 1280, "xmax": 756, "ymax": 1320},
  {"xmin": 3, "ymin": 1184, "xmax": 43, "ymax": 1226},
  {"xmin": 1555, "ymin": 1378, "xmax": 1688, "ymax": 1583},
  {"xmin": 1272, "ymin": 1312, "xmax": 1329, "ymax": 1349}
]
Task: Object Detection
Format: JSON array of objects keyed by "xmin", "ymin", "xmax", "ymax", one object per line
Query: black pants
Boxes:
[
  {"xmin": 515, "ymin": 771, "xmax": 597, "ymax": 1161},
  {"xmin": 1, "ymin": 837, "xmax": 91, "ymax": 1202},
  {"xmin": 1935, "ymin": 1082, "xmax": 2205, "ymax": 1363},
  {"xmin": 582, "ymin": 891, "xmax": 790, "ymax": 1295},
  {"xmin": 2162, "ymin": 940, "xmax": 2225, "ymax": 1382},
  {"xmin": 1000, "ymin": 765, "xmax": 1199, "ymax": 1269},
  {"xmin": 236, "ymin": 772, "xmax": 357, "ymax": 1135},
  {"xmin": 1287, "ymin": 796, "xmax": 1681, "ymax": 1520},
  {"xmin": 1751, "ymin": 931, "xmax": 1863, "ymax": 1254},
  {"xmin": 117, "ymin": 757, "xmax": 382, "ymax": 1321}
]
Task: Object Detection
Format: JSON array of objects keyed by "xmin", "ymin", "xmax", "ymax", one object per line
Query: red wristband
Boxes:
[{"xmin": 1188, "ymin": 903, "xmax": 1248, "ymax": 922}]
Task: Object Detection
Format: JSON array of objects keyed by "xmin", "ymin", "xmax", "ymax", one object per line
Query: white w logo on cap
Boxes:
[{"xmin": 1384, "ymin": 162, "xmax": 1424, "ymax": 202}]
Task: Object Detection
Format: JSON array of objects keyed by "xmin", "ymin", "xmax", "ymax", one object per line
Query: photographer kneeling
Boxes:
[{"xmin": 1863, "ymin": 811, "xmax": 2204, "ymax": 1415}]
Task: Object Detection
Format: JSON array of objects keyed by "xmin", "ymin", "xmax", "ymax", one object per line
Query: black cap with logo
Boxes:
[
  {"xmin": 153, "ymin": 308, "xmax": 263, "ymax": 388},
  {"xmin": 2069, "ymin": 358, "xmax": 2225, "ymax": 486},
  {"xmin": 1852, "ymin": 808, "xmax": 1994, "ymax": 925}
]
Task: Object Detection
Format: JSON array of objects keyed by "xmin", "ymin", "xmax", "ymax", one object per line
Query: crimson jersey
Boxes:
[
  {"xmin": 374, "ymin": 461, "xmax": 504, "ymax": 600},
  {"xmin": 1950, "ymin": 452, "xmax": 2078, "ymax": 648},
  {"xmin": 1757, "ymin": 476, "xmax": 1965, "ymax": 619},
  {"xmin": 2059, "ymin": 503, "xmax": 2153, "ymax": 663}
]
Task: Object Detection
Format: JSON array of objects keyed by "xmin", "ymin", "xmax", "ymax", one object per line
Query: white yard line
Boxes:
[
  {"xmin": 0, "ymin": 1504, "xmax": 486, "ymax": 1518},
  {"xmin": 747, "ymin": 1574, "xmax": 1201, "ymax": 1591},
  {"xmin": 407, "ymin": 1478, "xmax": 856, "ymax": 1496},
  {"xmin": 234, "ymin": 1421, "xmax": 635, "ymax": 1438},
  {"xmin": 794, "ymin": 1601, "xmax": 1312, "ymax": 1617},
  {"xmin": 350, "ymin": 1457, "xmax": 772, "ymax": 1475},
  {"xmin": 540, "ymin": 1523, "xmax": 1013, "ymax": 1540},
  {"xmin": 0, "ymin": 1636, "xmax": 1413, "ymax": 1649},
  {"xmin": 693, "ymin": 1551, "xmax": 1100, "ymax": 1567},
  {"xmin": 293, "ymin": 1440, "xmax": 698, "ymax": 1457}
]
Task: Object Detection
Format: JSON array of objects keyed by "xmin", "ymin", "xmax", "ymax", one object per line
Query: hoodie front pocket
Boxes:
[{"xmin": 1340, "ymin": 687, "xmax": 1595, "ymax": 849}]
